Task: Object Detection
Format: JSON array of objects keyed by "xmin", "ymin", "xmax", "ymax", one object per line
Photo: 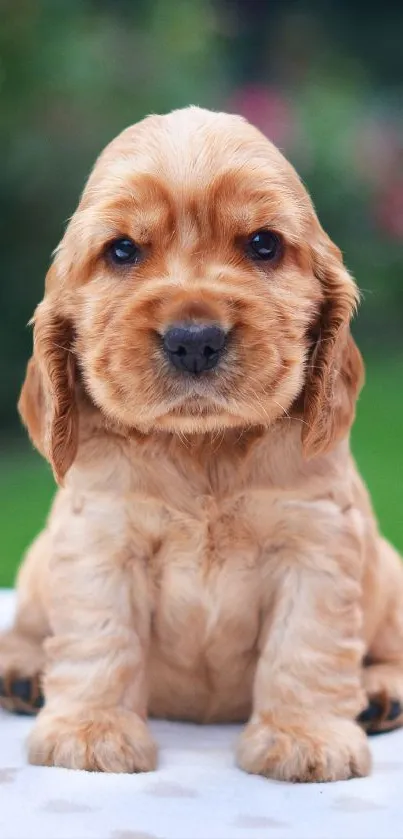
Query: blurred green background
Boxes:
[{"xmin": 0, "ymin": 0, "xmax": 402, "ymax": 586}]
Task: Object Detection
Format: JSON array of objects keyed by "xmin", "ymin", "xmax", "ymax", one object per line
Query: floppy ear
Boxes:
[
  {"xmin": 301, "ymin": 233, "xmax": 364, "ymax": 458},
  {"xmin": 18, "ymin": 271, "xmax": 78, "ymax": 484}
]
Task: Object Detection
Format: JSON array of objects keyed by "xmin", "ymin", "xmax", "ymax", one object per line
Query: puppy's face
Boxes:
[
  {"xmin": 21, "ymin": 108, "xmax": 363, "ymax": 481},
  {"xmin": 51, "ymin": 109, "xmax": 321, "ymax": 433}
]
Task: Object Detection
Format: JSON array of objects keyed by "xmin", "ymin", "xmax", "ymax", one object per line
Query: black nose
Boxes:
[{"xmin": 163, "ymin": 323, "xmax": 227, "ymax": 374}]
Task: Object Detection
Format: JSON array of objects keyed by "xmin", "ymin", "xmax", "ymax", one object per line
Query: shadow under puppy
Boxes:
[{"xmin": 1, "ymin": 107, "xmax": 402, "ymax": 782}]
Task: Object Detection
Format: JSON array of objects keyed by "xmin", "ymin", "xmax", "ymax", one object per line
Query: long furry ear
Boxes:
[
  {"xmin": 301, "ymin": 233, "xmax": 364, "ymax": 458},
  {"xmin": 18, "ymin": 274, "xmax": 78, "ymax": 484}
]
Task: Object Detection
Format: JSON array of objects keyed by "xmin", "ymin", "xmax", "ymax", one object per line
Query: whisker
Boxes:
[
  {"xmin": 177, "ymin": 429, "xmax": 190, "ymax": 449},
  {"xmin": 51, "ymin": 342, "xmax": 75, "ymax": 355},
  {"xmin": 211, "ymin": 427, "xmax": 226, "ymax": 454},
  {"xmin": 248, "ymin": 387, "xmax": 272, "ymax": 425}
]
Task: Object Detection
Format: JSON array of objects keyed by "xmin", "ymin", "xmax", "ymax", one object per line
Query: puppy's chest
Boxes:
[
  {"xmin": 147, "ymin": 479, "xmax": 271, "ymax": 570},
  {"xmin": 140, "ymin": 487, "xmax": 275, "ymax": 659}
]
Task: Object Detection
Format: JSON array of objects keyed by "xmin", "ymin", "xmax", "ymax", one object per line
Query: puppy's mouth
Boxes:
[
  {"xmin": 150, "ymin": 400, "xmax": 249, "ymax": 434},
  {"xmin": 166, "ymin": 395, "xmax": 226, "ymax": 417},
  {"xmin": 156, "ymin": 387, "xmax": 232, "ymax": 419},
  {"xmin": 146, "ymin": 380, "xmax": 270, "ymax": 434}
]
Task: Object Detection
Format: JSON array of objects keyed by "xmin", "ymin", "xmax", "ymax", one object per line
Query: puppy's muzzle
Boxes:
[{"xmin": 163, "ymin": 322, "xmax": 227, "ymax": 374}]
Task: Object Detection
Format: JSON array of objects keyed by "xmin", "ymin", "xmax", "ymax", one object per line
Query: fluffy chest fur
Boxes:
[
  {"xmin": 48, "ymin": 426, "xmax": 361, "ymax": 722},
  {"xmin": 147, "ymin": 491, "xmax": 263, "ymax": 721}
]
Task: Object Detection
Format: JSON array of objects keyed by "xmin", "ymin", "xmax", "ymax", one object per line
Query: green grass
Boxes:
[
  {"xmin": 0, "ymin": 449, "xmax": 55, "ymax": 586},
  {"xmin": 351, "ymin": 358, "xmax": 403, "ymax": 552},
  {"xmin": 0, "ymin": 359, "xmax": 402, "ymax": 587}
]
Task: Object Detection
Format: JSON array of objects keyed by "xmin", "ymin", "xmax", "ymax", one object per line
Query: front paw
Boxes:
[
  {"xmin": 28, "ymin": 708, "xmax": 158, "ymax": 773},
  {"xmin": 236, "ymin": 716, "xmax": 371, "ymax": 782}
]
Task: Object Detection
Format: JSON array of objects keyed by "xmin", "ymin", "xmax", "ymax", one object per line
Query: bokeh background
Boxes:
[{"xmin": 1, "ymin": 0, "xmax": 402, "ymax": 585}]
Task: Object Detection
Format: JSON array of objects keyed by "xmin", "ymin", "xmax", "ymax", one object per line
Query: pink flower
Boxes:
[
  {"xmin": 354, "ymin": 119, "xmax": 401, "ymax": 186},
  {"xmin": 226, "ymin": 84, "xmax": 295, "ymax": 148},
  {"xmin": 375, "ymin": 176, "xmax": 403, "ymax": 238}
]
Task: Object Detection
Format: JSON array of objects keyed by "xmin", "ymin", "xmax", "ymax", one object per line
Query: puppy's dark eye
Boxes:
[
  {"xmin": 247, "ymin": 230, "xmax": 280, "ymax": 261},
  {"xmin": 108, "ymin": 238, "xmax": 140, "ymax": 265}
]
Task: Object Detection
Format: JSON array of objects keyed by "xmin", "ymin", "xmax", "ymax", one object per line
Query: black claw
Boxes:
[
  {"xmin": 358, "ymin": 696, "xmax": 403, "ymax": 735},
  {"xmin": 0, "ymin": 675, "xmax": 44, "ymax": 715},
  {"xmin": 388, "ymin": 700, "xmax": 402, "ymax": 721},
  {"xmin": 358, "ymin": 700, "xmax": 384, "ymax": 724}
]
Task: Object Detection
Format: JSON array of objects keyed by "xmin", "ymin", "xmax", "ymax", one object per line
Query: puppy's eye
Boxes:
[
  {"xmin": 247, "ymin": 230, "xmax": 280, "ymax": 261},
  {"xmin": 108, "ymin": 238, "xmax": 140, "ymax": 265}
]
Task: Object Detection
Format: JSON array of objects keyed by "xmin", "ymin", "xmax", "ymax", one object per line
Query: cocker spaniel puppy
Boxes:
[{"xmin": 1, "ymin": 107, "xmax": 402, "ymax": 782}]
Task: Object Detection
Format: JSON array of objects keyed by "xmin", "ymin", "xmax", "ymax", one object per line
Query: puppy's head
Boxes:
[{"xmin": 19, "ymin": 107, "xmax": 363, "ymax": 482}]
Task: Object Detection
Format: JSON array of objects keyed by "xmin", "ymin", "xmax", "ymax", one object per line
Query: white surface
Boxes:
[{"xmin": 0, "ymin": 590, "xmax": 402, "ymax": 839}]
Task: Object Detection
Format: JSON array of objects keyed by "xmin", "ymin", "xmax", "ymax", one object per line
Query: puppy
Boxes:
[{"xmin": 1, "ymin": 107, "xmax": 402, "ymax": 782}]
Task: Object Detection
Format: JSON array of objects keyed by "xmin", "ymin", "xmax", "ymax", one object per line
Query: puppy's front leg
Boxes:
[
  {"xmin": 237, "ymin": 503, "xmax": 371, "ymax": 782},
  {"xmin": 28, "ymin": 498, "xmax": 157, "ymax": 773}
]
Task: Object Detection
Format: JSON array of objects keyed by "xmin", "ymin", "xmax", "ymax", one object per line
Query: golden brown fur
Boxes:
[{"xmin": 2, "ymin": 106, "xmax": 403, "ymax": 781}]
